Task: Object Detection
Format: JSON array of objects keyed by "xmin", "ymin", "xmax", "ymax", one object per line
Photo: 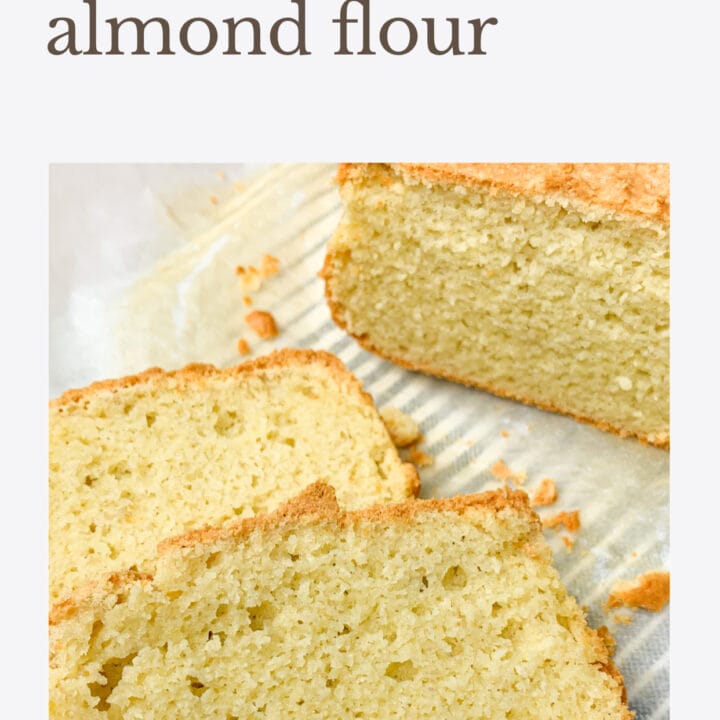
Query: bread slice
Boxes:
[
  {"xmin": 49, "ymin": 482, "xmax": 631, "ymax": 719},
  {"xmin": 49, "ymin": 349, "xmax": 418, "ymax": 603},
  {"xmin": 322, "ymin": 163, "xmax": 669, "ymax": 448}
]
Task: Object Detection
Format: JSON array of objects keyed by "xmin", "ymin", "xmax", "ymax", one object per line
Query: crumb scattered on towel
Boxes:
[{"xmin": 605, "ymin": 571, "xmax": 670, "ymax": 613}]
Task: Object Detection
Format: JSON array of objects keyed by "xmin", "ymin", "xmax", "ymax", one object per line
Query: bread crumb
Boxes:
[
  {"xmin": 531, "ymin": 478, "xmax": 558, "ymax": 507},
  {"xmin": 209, "ymin": 194, "xmax": 219, "ymax": 205},
  {"xmin": 409, "ymin": 447, "xmax": 433, "ymax": 468},
  {"xmin": 490, "ymin": 459, "xmax": 527, "ymax": 486},
  {"xmin": 243, "ymin": 296, "xmax": 253, "ymax": 307},
  {"xmin": 380, "ymin": 407, "xmax": 421, "ymax": 448},
  {"xmin": 236, "ymin": 255, "xmax": 280, "ymax": 293},
  {"xmin": 542, "ymin": 510, "xmax": 580, "ymax": 532},
  {"xmin": 613, "ymin": 613, "xmax": 634, "ymax": 625},
  {"xmin": 561, "ymin": 535, "xmax": 575, "ymax": 552},
  {"xmin": 245, "ymin": 311, "xmax": 278, "ymax": 339},
  {"xmin": 215, "ymin": 170, "xmax": 226, "ymax": 181},
  {"xmin": 595, "ymin": 626, "xmax": 616, "ymax": 656},
  {"xmin": 238, "ymin": 265, "xmax": 262, "ymax": 292},
  {"xmin": 237, "ymin": 338, "xmax": 250, "ymax": 355},
  {"xmin": 260, "ymin": 254, "xmax": 280, "ymax": 278},
  {"xmin": 399, "ymin": 433, "xmax": 433, "ymax": 469},
  {"xmin": 499, "ymin": 430, "xmax": 509, "ymax": 438},
  {"xmin": 605, "ymin": 571, "xmax": 670, "ymax": 612},
  {"xmin": 234, "ymin": 181, "xmax": 246, "ymax": 192}
]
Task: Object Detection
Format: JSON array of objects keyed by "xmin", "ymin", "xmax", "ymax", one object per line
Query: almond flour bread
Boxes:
[
  {"xmin": 49, "ymin": 349, "xmax": 418, "ymax": 603},
  {"xmin": 49, "ymin": 482, "xmax": 632, "ymax": 719},
  {"xmin": 322, "ymin": 163, "xmax": 669, "ymax": 447}
]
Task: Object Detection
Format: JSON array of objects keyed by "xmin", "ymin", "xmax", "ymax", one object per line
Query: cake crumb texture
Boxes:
[
  {"xmin": 380, "ymin": 406, "xmax": 421, "ymax": 447},
  {"xmin": 323, "ymin": 163, "xmax": 669, "ymax": 447},
  {"xmin": 606, "ymin": 571, "xmax": 670, "ymax": 612},
  {"xmin": 49, "ymin": 483, "xmax": 632, "ymax": 720},
  {"xmin": 49, "ymin": 349, "xmax": 417, "ymax": 602}
]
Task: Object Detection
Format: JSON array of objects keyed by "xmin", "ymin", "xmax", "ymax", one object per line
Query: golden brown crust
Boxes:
[
  {"xmin": 336, "ymin": 163, "xmax": 669, "ymax": 225},
  {"xmin": 51, "ymin": 348, "xmax": 356, "ymax": 408},
  {"xmin": 321, "ymin": 269, "xmax": 669, "ymax": 450},
  {"xmin": 50, "ymin": 483, "xmax": 534, "ymax": 625},
  {"xmin": 593, "ymin": 626, "xmax": 632, "ymax": 716},
  {"xmin": 49, "ymin": 569, "xmax": 153, "ymax": 627},
  {"xmin": 50, "ymin": 347, "xmax": 420, "ymax": 516},
  {"xmin": 159, "ymin": 481, "xmax": 536, "ymax": 554}
]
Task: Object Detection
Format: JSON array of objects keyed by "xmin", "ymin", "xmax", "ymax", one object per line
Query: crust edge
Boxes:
[
  {"xmin": 52, "ymin": 348, "xmax": 362, "ymax": 409},
  {"xmin": 336, "ymin": 162, "xmax": 669, "ymax": 226},
  {"xmin": 50, "ymin": 347, "xmax": 419, "ymax": 498},
  {"xmin": 50, "ymin": 483, "xmax": 532, "ymax": 626}
]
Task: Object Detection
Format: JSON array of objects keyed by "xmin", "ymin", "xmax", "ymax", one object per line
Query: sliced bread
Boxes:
[
  {"xmin": 322, "ymin": 163, "xmax": 669, "ymax": 447},
  {"xmin": 49, "ymin": 482, "xmax": 631, "ymax": 719},
  {"xmin": 49, "ymin": 349, "xmax": 418, "ymax": 602}
]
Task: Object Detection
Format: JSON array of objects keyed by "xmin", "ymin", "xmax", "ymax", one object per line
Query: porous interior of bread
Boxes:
[
  {"xmin": 49, "ymin": 485, "xmax": 630, "ymax": 720},
  {"xmin": 49, "ymin": 355, "xmax": 416, "ymax": 602},
  {"xmin": 325, "ymin": 164, "xmax": 669, "ymax": 445}
]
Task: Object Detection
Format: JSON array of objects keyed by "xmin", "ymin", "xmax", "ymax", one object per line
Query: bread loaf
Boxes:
[
  {"xmin": 322, "ymin": 163, "xmax": 669, "ymax": 447},
  {"xmin": 50, "ymin": 482, "xmax": 631, "ymax": 719},
  {"xmin": 49, "ymin": 349, "xmax": 418, "ymax": 602}
]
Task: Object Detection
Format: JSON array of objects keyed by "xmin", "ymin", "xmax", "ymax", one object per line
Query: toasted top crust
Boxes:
[
  {"xmin": 337, "ymin": 163, "xmax": 669, "ymax": 225},
  {"xmin": 50, "ymin": 348, "xmax": 369, "ymax": 409},
  {"xmin": 49, "ymin": 483, "xmax": 534, "ymax": 626},
  {"xmin": 159, "ymin": 481, "xmax": 536, "ymax": 553}
]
